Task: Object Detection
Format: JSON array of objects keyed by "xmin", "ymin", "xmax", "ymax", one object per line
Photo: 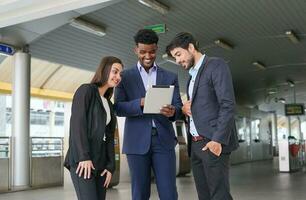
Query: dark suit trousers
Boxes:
[
  {"xmin": 70, "ymin": 167, "xmax": 107, "ymax": 200},
  {"xmin": 126, "ymin": 131, "xmax": 178, "ymax": 200},
  {"xmin": 191, "ymin": 139, "xmax": 233, "ymax": 200}
]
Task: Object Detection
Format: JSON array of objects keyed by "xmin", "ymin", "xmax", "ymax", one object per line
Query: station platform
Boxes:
[{"xmin": 1, "ymin": 159, "xmax": 306, "ymax": 200}]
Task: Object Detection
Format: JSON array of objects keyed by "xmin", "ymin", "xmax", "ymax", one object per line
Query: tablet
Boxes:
[{"xmin": 143, "ymin": 85, "xmax": 174, "ymax": 114}]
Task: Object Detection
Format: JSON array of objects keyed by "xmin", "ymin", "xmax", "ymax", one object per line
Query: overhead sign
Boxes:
[
  {"xmin": 285, "ymin": 104, "xmax": 305, "ymax": 116},
  {"xmin": 144, "ymin": 24, "xmax": 166, "ymax": 34},
  {"xmin": 0, "ymin": 43, "xmax": 15, "ymax": 56}
]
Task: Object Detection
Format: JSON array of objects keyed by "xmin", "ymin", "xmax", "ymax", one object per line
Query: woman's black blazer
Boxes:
[{"xmin": 64, "ymin": 83, "xmax": 116, "ymax": 174}]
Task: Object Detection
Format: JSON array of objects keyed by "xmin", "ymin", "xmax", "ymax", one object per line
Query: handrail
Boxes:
[
  {"xmin": 30, "ymin": 137, "xmax": 64, "ymax": 157},
  {"xmin": 31, "ymin": 142, "xmax": 62, "ymax": 145},
  {"xmin": 31, "ymin": 137, "xmax": 63, "ymax": 139},
  {"xmin": 0, "ymin": 137, "xmax": 10, "ymax": 158},
  {"xmin": 32, "ymin": 149, "xmax": 62, "ymax": 152}
]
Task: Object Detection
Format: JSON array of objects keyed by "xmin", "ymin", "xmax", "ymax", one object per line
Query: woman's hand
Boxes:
[
  {"xmin": 101, "ymin": 169, "xmax": 112, "ymax": 188},
  {"xmin": 76, "ymin": 160, "xmax": 95, "ymax": 179}
]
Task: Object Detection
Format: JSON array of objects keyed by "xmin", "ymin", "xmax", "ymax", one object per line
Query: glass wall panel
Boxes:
[
  {"xmin": 290, "ymin": 117, "xmax": 299, "ymax": 139},
  {"xmin": 235, "ymin": 116, "xmax": 245, "ymax": 141},
  {"xmin": 301, "ymin": 121, "xmax": 306, "ymax": 140},
  {"xmin": 277, "ymin": 115, "xmax": 288, "ymax": 141},
  {"xmin": 0, "ymin": 95, "xmax": 66, "ymax": 137},
  {"xmin": 251, "ymin": 119, "xmax": 261, "ymax": 141}
]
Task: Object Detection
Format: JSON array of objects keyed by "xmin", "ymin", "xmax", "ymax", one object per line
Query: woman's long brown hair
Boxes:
[{"xmin": 91, "ymin": 56, "xmax": 122, "ymax": 99}]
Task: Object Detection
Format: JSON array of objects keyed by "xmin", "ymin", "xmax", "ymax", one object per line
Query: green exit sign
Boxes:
[{"xmin": 144, "ymin": 24, "xmax": 166, "ymax": 34}]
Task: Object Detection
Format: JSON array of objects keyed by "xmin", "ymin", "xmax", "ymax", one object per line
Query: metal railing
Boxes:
[
  {"xmin": 30, "ymin": 137, "xmax": 64, "ymax": 187},
  {"xmin": 31, "ymin": 137, "xmax": 64, "ymax": 157},
  {"xmin": 288, "ymin": 139, "xmax": 305, "ymax": 170}
]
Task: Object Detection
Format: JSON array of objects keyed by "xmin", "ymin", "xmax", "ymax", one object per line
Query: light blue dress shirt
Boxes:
[
  {"xmin": 188, "ymin": 54, "xmax": 205, "ymax": 136},
  {"xmin": 137, "ymin": 61, "xmax": 157, "ymax": 127}
]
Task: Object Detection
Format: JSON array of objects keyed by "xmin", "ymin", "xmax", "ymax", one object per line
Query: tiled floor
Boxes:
[{"xmin": 1, "ymin": 159, "xmax": 306, "ymax": 200}]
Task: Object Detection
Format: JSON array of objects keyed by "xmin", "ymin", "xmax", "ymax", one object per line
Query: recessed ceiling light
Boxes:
[
  {"xmin": 70, "ymin": 18, "xmax": 106, "ymax": 37},
  {"xmin": 214, "ymin": 39, "xmax": 233, "ymax": 50},
  {"xmin": 138, "ymin": 0, "xmax": 169, "ymax": 15},
  {"xmin": 285, "ymin": 30, "xmax": 299, "ymax": 44},
  {"xmin": 252, "ymin": 61, "xmax": 266, "ymax": 70}
]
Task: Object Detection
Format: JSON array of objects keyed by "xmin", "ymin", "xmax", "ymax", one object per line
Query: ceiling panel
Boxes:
[
  {"xmin": 0, "ymin": 56, "xmax": 93, "ymax": 94},
  {"xmin": 25, "ymin": 0, "xmax": 306, "ymax": 106}
]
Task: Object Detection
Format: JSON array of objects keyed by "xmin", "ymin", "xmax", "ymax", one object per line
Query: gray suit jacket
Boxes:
[{"xmin": 187, "ymin": 56, "xmax": 239, "ymax": 154}]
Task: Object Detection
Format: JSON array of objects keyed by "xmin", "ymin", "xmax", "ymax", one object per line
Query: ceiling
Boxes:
[
  {"xmin": 0, "ymin": 55, "xmax": 94, "ymax": 101},
  {"xmin": 1, "ymin": 0, "xmax": 306, "ymax": 112},
  {"xmin": 0, "ymin": 56, "xmax": 93, "ymax": 92}
]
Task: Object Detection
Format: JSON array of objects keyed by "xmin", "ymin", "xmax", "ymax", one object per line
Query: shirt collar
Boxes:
[
  {"xmin": 189, "ymin": 54, "xmax": 205, "ymax": 76},
  {"xmin": 137, "ymin": 61, "xmax": 158, "ymax": 73}
]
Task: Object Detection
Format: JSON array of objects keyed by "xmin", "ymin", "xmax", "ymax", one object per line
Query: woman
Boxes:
[{"xmin": 64, "ymin": 56, "xmax": 123, "ymax": 200}]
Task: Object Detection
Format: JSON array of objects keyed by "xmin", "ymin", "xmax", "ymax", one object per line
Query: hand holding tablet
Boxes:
[{"xmin": 143, "ymin": 85, "xmax": 174, "ymax": 114}]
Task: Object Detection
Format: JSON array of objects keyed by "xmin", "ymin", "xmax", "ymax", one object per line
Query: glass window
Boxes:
[
  {"xmin": 235, "ymin": 116, "xmax": 245, "ymax": 141},
  {"xmin": 290, "ymin": 117, "xmax": 300, "ymax": 140},
  {"xmin": 301, "ymin": 121, "xmax": 306, "ymax": 140},
  {"xmin": 0, "ymin": 95, "xmax": 11, "ymax": 136},
  {"xmin": 54, "ymin": 112, "xmax": 64, "ymax": 126},
  {"xmin": 30, "ymin": 99, "xmax": 66, "ymax": 137},
  {"xmin": 251, "ymin": 119, "xmax": 261, "ymax": 141},
  {"xmin": 30, "ymin": 110, "xmax": 50, "ymax": 125},
  {"xmin": 277, "ymin": 115, "xmax": 288, "ymax": 140},
  {"xmin": 0, "ymin": 95, "xmax": 66, "ymax": 137}
]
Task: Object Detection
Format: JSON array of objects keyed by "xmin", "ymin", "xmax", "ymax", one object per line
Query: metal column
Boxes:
[
  {"xmin": 12, "ymin": 52, "xmax": 31, "ymax": 189},
  {"xmin": 288, "ymin": 116, "xmax": 291, "ymax": 137}
]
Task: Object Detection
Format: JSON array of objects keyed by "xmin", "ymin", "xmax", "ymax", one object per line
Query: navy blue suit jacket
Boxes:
[
  {"xmin": 187, "ymin": 56, "xmax": 239, "ymax": 154},
  {"xmin": 114, "ymin": 65, "xmax": 183, "ymax": 154}
]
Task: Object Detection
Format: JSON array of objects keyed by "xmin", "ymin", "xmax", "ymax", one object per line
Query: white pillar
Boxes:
[
  {"xmin": 288, "ymin": 116, "xmax": 291, "ymax": 137},
  {"xmin": 12, "ymin": 52, "xmax": 31, "ymax": 189},
  {"xmin": 298, "ymin": 117, "xmax": 303, "ymax": 140},
  {"xmin": 272, "ymin": 112, "xmax": 278, "ymax": 147}
]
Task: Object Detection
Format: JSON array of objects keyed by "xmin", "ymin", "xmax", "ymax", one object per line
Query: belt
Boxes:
[
  {"xmin": 191, "ymin": 135, "xmax": 204, "ymax": 142},
  {"xmin": 151, "ymin": 127, "xmax": 158, "ymax": 136}
]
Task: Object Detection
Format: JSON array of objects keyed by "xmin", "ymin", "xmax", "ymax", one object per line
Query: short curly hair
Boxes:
[{"xmin": 134, "ymin": 29, "xmax": 159, "ymax": 45}]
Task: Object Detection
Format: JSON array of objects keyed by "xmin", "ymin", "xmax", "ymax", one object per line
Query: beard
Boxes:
[{"xmin": 185, "ymin": 56, "xmax": 195, "ymax": 70}]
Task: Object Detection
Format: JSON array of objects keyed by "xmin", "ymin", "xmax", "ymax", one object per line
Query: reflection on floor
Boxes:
[{"xmin": 1, "ymin": 159, "xmax": 306, "ymax": 200}]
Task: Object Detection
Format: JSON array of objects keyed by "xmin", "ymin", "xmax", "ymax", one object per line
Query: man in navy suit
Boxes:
[
  {"xmin": 114, "ymin": 29, "xmax": 182, "ymax": 200},
  {"xmin": 166, "ymin": 32, "xmax": 239, "ymax": 200}
]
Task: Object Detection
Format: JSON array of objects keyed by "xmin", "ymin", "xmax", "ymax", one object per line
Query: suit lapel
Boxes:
[
  {"xmin": 192, "ymin": 56, "xmax": 209, "ymax": 102},
  {"xmin": 132, "ymin": 66, "xmax": 146, "ymax": 96},
  {"xmin": 156, "ymin": 67, "xmax": 164, "ymax": 85},
  {"xmin": 92, "ymin": 84, "xmax": 106, "ymax": 118},
  {"xmin": 94, "ymin": 85, "xmax": 104, "ymax": 108},
  {"xmin": 186, "ymin": 76, "xmax": 192, "ymax": 100}
]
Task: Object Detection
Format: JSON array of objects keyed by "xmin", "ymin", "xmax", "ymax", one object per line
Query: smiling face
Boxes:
[
  {"xmin": 107, "ymin": 62, "xmax": 123, "ymax": 88},
  {"xmin": 134, "ymin": 43, "xmax": 157, "ymax": 70},
  {"xmin": 170, "ymin": 46, "xmax": 195, "ymax": 70}
]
